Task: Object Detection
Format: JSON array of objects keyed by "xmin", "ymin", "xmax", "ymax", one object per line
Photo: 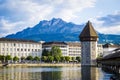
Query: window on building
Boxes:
[
  {"xmin": 11, "ymin": 43, "xmax": 13, "ymax": 46},
  {"xmin": 39, "ymin": 45, "xmax": 41, "ymax": 47},
  {"xmin": 25, "ymin": 44, "xmax": 27, "ymax": 47},
  {"xmin": 25, "ymin": 49, "xmax": 27, "ymax": 51},
  {"xmin": 10, "ymin": 48, "xmax": 12, "ymax": 51},
  {"xmin": 28, "ymin": 49, "xmax": 30, "ymax": 51},
  {"xmin": 7, "ymin": 48, "xmax": 8, "ymax": 51},
  {"xmin": 22, "ymin": 44, "xmax": 23, "ymax": 47},
  {"xmin": 2, "ymin": 48, "xmax": 4, "ymax": 51},
  {"xmin": 14, "ymin": 53, "xmax": 16, "ymax": 56},
  {"xmin": 4, "ymin": 43, "xmax": 6, "ymax": 46},
  {"xmin": 17, "ymin": 48, "xmax": 19, "ymax": 51},
  {"xmin": 14, "ymin": 43, "xmax": 16, "ymax": 46},
  {"xmin": 25, "ymin": 53, "xmax": 27, "ymax": 56},
  {"xmin": 14, "ymin": 48, "xmax": 16, "ymax": 51},
  {"xmin": 33, "ymin": 44, "xmax": 34, "ymax": 47},
  {"xmin": 2, "ymin": 43, "xmax": 4, "ymax": 46},
  {"xmin": 7, "ymin": 43, "xmax": 8, "ymax": 46},
  {"xmin": 29, "ymin": 44, "xmax": 31, "ymax": 47},
  {"xmin": 38, "ymin": 49, "xmax": 40, "ymax": 51},
  {"xmin": 35, "ymin": 49, "xmax": 37, "ymax": 52},
  {"xmin": 18, "ymin": 44, "xmax": 20, "ymax": 47}
]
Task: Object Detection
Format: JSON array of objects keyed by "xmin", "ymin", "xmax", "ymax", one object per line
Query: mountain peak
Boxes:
[
  {"xmin": 51, "ymin": 18, "xmax": 63, "ymax": 21},
  {"xmin": 50, "ymin": 18, "xmax": 65, "ymax": 26},
  {"xmin": 38, "ymin": 18, "xmax": 65, "ymax": 27},
  {"xmin": 6, "ymin": 18, "xmax": 83, "ymax": 41},
  {"xmin": 5, "ymin": 18, "xmax": 120, "ymax": 43}
]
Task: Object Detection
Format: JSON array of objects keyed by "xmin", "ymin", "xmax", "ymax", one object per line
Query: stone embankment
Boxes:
[{"xmin": 0, "ymin": 63, "xmax": 81, "ymax": 67}]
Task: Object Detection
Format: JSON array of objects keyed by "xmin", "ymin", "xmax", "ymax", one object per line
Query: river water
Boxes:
[{"xmin": 0, "ymin": 66, "xmax": 113, "ymax": 80}]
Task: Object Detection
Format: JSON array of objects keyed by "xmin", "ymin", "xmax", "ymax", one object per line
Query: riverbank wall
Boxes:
[{"xmin": 0, "ymin": 63, "xmax": 81, "ymax": 67}]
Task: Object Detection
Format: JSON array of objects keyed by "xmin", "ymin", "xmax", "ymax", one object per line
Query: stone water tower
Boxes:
[{"xmin": 79, "ymin": 21, "xmax": 98, "ymax": 66}]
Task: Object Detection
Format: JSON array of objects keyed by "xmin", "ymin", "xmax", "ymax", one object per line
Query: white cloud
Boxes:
[
  {"xmin": 0, "ymin": 18, "xmax": 24, "ymax": 37},
  {"xmin": 100, "ymin": 25, "xmax": 120, "ymax": 34},
  {"xmin": 0, "ymin": 0, "xmax": 96, "ymax": 37},
  {"xmin": 96, "ymin": 25, "xmax": 120, "ymax": 34},
  {"xmin": 97, "ymin": 11, "xmax": 120, "ymax": 26},
  {"xmin": 0, "ymin": 0, "xmax": 96, "ymax": 21},
  {"xmin": 90, "ymin": 11, "xmax": 120, "ymax": 34},
  {"xmin": 1, "ymin": 0, "xmax": 120, "ymax": 36}
]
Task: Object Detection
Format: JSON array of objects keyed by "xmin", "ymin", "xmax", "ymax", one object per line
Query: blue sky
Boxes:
[{"xmin": 0, "ymin": 0, "xmax": 120, "ymax": 37}]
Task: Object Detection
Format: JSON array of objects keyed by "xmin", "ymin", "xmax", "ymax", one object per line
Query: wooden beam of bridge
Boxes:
[
  {"xmin": 98, "ymin": 48, "xmax": 120, "ymax": 65},
  {"xmin": 97, "ymin": 48, "xmax": 120, "ymax": 75}
]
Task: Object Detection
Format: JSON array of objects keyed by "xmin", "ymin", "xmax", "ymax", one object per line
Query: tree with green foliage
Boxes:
[
  {"xmin": 21, "ymin": 56, "xmax": 26, "ymax": 61},
  {"xmin": 47, "ymin": 56, "xmax": 54, "ymax": 62},
  {"xmin": 54, "ymin": 56, "xmax": 61, "ymax": 63},
  {"xmin": 0, "ymin": 55, "xmax": 2, "ymax": 61},
  {"xmin": 50, "ymin": 46, "xmax": 62, "ymax": 57},
  {"xmin": 76, "ymin": 56, "xmax": 81, "ymax": 62},
  {"xmin": 0, "ymin": 55, "xmax": 5, "ymax": 62},
  {"xmin": 71, "ymin": 57, "xmax": 76, "ymax": 61},
  {"xmin": 21, "ymin": 56, "xmax": 26, "ymax": 63},
  {"xmin": 41, "ymin": 56, "xmax": 47, "ymax": 62},
  {"xmin": 65, "ymin": 56, "xmax": 70, "ymax": 62},
  {"xmin": 60, "ymin": 56, "xmax": 65, "ymax": 62},
  {"xmin": 26, "ymin": 56, "xmax": 33, "ymax": 61},
  {"xmin": 0, "ymin": 55, "xmax": 1, "ymax": 59},
  {"xmin": 97, "ymin": 53, "xmax": 103, "ymax": 59},
  {"xmin": 13, "ymin": 56, "xmax": 19, "ymax": 61},
  {"xmin": 5, "ymin": 55, "xmax": 12, "ymax": 61},
  {"xmin": 42, "ymin": 49, "xmax": 50, "ymax": 56},
  {"xmin": 34, "ymin": 56, "xmax": 40, "ymax": 61}
]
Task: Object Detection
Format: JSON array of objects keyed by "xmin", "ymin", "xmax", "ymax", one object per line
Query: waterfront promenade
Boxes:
[{"xmin": 0, "ymin": 63, "xmax": 81, "ymax": 67}]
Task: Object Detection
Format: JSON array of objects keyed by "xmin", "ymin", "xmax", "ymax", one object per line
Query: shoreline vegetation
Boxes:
[{"xmin": 0, "ymin": 63, "xmax": 81, "ymax": 67}]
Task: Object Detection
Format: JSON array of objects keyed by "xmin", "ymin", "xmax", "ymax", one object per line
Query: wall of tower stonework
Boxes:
[
  {"xmin": 90, "ymin": 41, "xmax": 97, "ymax": 59},
  {"xmin": 81, "ymin": 41, "xmax": 98, "ymax": 66},
  {"xmin": 81, "ymin": 42, "xmax": 91, "ymax": 65},
  {"xmin": 90, "ymin": 41, "xmax": 98, "ymax": 65}
]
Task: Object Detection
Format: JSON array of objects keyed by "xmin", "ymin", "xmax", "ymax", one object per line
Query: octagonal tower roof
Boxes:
[{"xmin": 79, "ymin": 21, "xmax": 98, "ymax": 41}]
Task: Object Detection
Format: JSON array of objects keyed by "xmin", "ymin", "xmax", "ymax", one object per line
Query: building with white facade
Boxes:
[
  {"xmin": 42, "ymin": 42, "xmax": 68, "ymax": 56},
  {"xmin": 97, "ymin": 44, "xmax": 103, "ymax": 56},
  {"xmin": 67, "ymin": 42, "xmax": 81, "ymax": 57},
  {"xmin": 42, "ymin": 41, "xmax": 103, "ymax": 58},
  {"xmin": 0, "ymin": 38, "xmax": 103, "ymax": 59},
  {"xmin": 0, "ymin": 38, "xmax": 42, "ymax": 58}
]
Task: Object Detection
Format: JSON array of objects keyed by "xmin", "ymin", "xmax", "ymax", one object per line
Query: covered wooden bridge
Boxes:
[{"xmin": 97, "ymin": 48, "xmax": 120, "ymax": 74}]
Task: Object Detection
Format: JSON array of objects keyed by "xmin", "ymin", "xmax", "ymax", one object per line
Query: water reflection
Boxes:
[
  {"xmin": 102, "ymin": 66, "xmax": 120, "ymax": 80},
  {"xmin": 41, "ymin": 71, "xmax": 61, "ymax": 80},
  {"xmin": 0, "ymin": 66, "xmax": 81, "ymax": 80},
  {"xmin": 0, "ymin": 66, "xmax": 113, "ymax": 80},
  {"xmin": 81, "ymin": 66, "xmax": 99, "ymax": 80}
]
